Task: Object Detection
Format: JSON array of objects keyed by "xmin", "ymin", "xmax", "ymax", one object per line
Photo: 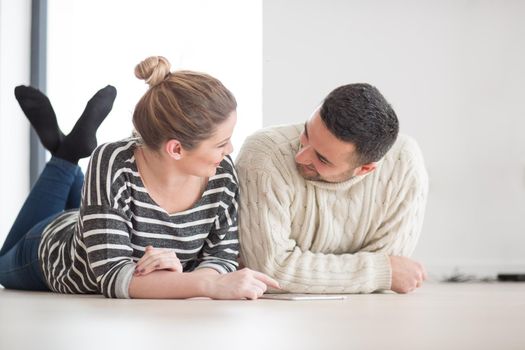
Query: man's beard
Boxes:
[
  {"xmin": 295, "ymin": 162, "xmax": 355, "ymax": 183},
  {"xmin": 295, "ymin": 163, "xmax": 322, "ymax": 181}
]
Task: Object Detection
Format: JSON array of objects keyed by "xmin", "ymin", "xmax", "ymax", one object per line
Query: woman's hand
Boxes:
[
  {"xmin": 134, "ymin": 245, "xmax": 183, "ymax": 276},
  {"xmin": 205, "ymin": 268, "xmax": 280, "ymax": 300}
]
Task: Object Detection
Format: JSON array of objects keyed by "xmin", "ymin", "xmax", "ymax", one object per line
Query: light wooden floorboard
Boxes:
[{"xmin": 1, "ymin": 282, "xmax": 524, "ymax": 350}]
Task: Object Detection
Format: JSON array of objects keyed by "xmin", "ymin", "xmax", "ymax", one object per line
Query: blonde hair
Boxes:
[{"xmin": 133, "ymin": 56, "xmax": 237, "ymax": 150}]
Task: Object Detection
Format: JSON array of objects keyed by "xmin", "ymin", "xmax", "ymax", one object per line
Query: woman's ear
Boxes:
[{"xmin": 165, "ymin": 139, "xmax": 183, "ymax": 160}]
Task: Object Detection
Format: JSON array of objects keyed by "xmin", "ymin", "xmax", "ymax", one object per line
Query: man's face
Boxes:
[{"xmin": 295, "ymin": 109, "xmax": 374, "ymax": 183}]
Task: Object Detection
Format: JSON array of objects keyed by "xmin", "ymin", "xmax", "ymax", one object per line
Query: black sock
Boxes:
[
  {"xmin": 14, "ymin": 85, "xmax": 65, "ymax": 154},
  {"xmin": 55, "ymin": 85, "xmax": 117, "ymax": 164}
]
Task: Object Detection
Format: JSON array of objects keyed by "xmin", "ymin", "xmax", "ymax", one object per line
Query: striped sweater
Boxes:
[{"xmin": 38, "ymin": 138, "xmax": 240, "ymax": 298}]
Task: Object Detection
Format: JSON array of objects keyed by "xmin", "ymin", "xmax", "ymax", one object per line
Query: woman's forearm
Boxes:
[
  {"xmin": 128, "ymin": 269, "xmax": 218, "ymax": 299},
  {"xmin": 128, "ymin": 267, "xmax": 279, "ymax": 300}
]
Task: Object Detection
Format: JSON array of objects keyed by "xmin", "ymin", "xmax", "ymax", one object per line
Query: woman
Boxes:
[{"xmin": 0, "ymin": 56, "xmax": 278, "ymax": 299}]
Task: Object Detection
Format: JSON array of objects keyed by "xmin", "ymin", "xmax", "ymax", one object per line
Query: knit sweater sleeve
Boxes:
[
  {"xmin": 236, "ymin": 129, "xmax": 428, "ymax": 294},
  {"xmin": 80, "ymin": 142, "xmax": 136, "ymax": 299}
]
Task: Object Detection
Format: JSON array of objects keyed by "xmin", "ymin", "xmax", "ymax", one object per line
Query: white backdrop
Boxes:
[
  {"xmin": 0, "ymin": 0, "xmax": 262, "ymax": 247},
  {"xmin": 47, "ymin": 0, "xmax": 262, "ymax": 170},
  {"xmin": 263, "ymin": 0, "xmax": 525, "ymax": 277},
  {"xmin": 0, "ymin": 0, "xmax": 31, "ymax": 244},
  {"xmin": 2, "ymin": 1, "xmax": 524, "ymax": 278}
]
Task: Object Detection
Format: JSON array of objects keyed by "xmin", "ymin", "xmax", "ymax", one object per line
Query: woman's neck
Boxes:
[
  {"xmin": 134, "ymin": 144, "xmax": 208, "ymax": 214},
  {"xmin": 135, "ymin": 145, "xmax": 195, "ymax": 191}
]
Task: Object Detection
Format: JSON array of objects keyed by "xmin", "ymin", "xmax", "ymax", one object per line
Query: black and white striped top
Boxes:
[{"xmin": 38, "ymin": 138, "xmax": 240, "ymax": 298}]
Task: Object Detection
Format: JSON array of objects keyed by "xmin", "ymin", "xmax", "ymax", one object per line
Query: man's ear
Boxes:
[
  {"xmin": 353, "ymin": 162, "xmax": 377, "ymax": 177},
  {"xmin": 165, "ymin": 139, "xmax": 183, "ymax": 160}
]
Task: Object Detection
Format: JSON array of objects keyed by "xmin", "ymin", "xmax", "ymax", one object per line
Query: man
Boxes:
[{"xmin": 235, "ymin": 83, "xmax": 428, "ymax": 294}]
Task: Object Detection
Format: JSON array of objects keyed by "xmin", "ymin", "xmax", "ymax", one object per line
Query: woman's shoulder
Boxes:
[
  {"xmin": 90, "ymin": 137, "xmax": 138, "ymax": 161},
  {"xmin": 85, "ymin": 137, "xmax": 139, "ymax": 191}
]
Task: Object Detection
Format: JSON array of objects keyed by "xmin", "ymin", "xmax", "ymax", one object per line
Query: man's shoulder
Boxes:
[
  {"xmin": 235, "ymin": 124, "xmax": 303, "ymax": 183},
  {"xmin": 377, "ymin": 134, "xmax": 427, "ymax": 186},
  {"xmin": 245, "ymin": 123, "xmax": 302, "ymax": 147},
  {"xmin": 237, "ymin": 124, "xmax": 301, "ymax": 163},
  {"xmin": 386, "ymin": 134, "xmax": 425, "ymax": 166}
]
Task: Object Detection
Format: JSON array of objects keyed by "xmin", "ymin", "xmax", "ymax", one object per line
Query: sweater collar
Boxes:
[{"xmin": 305, "ymin": 171, "xmax": 370, "ymax": 191}]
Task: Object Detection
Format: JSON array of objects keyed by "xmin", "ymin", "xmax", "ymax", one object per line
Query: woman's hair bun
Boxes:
[{"xmin": 134, "ymin": 56, "xmax": 171, "ymax": 87}]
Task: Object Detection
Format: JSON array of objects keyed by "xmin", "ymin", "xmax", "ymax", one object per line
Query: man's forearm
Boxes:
[{"xmin": 244, "ymin": 247, "xmax": 392, "ymax": 294}]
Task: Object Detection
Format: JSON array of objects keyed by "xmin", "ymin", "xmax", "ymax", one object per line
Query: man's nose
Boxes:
[{"xmin": 295, "ymin": 145, "xmax": 312, "ymax": 165}]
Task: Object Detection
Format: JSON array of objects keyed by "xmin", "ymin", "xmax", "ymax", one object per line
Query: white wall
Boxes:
[
  {"xmin": 1, "ymin": 0, "xmax": 262, "ymax": 249},
  {"xmin": 2, "ymin": 0, "xmax": 523, "ymax": 278},
  {"xmin": 47, "ymin": 0, "xmax": 262, "ymax": 171},
  {"xmin": 263, "ymin": 0, "xmax": 525, "ymax": 277},
  {"xmin": 0, "ymin": 0, "xmax": 31, "ymax": 245}
]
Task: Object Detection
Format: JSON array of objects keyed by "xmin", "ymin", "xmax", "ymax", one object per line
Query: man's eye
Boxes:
[{"xmin": 318, "ymin": 157, "xmax": 328, "ymax": 164}]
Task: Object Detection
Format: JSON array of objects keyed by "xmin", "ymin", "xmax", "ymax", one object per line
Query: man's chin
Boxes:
[{"xmin": 296, "ymin": 164, "xmax": 321, "ymax": 181}]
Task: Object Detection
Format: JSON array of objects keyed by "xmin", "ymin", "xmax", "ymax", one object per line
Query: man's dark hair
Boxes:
[{"xmin": 320, "ymin": 83, "xmax": 399, "ymax": 165}]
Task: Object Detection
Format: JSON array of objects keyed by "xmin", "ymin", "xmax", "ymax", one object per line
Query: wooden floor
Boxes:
[{"xmin": 1, "ymin": 282, "xmax": 524, "ymax": 350}]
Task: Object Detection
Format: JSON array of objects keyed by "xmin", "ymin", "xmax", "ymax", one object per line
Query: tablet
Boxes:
[{"xmin": 260, "ymin": 293, "xmax": 348, "ymax": 301}]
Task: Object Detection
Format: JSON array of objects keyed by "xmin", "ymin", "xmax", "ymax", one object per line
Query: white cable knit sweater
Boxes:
[{"xmin": 235, "ymin": 124, "xmax": 428, "ymax": 293}]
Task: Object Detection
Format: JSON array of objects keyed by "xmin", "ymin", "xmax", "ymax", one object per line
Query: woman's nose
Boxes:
[{"xmin": 224, "ymin": 141, "xmax": 234, "ymax": 156}]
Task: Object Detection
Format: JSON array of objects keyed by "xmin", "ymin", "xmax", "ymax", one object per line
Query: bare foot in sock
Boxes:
[
  {"xmin": 14, "ymin": 85, "xmax": 65, "ymax": 153},
  {"xmin": 55, "ymin": 85, "xmax": 117, "ymax": 164}
]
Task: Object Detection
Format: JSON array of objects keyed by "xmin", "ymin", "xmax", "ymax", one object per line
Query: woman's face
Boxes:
[{"xmin": 180, "ymin": 110, "xmax": 237, "ymax": 177}]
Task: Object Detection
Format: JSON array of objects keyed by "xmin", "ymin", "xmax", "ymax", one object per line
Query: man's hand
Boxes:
[{"xmin": 389, "ymin": 256, "xmax": 427, "ymax": 293}]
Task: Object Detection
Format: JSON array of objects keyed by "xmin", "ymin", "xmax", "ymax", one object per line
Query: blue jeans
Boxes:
[{"xmin": 0, "ymin": 157, "xmax": 83, "ymax": 291}]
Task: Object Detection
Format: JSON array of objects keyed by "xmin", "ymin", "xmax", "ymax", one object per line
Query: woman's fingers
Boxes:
[
  {"xmin": 236, "ymin": 268, "xmax": 280, "ymax": 299},
  {"xmin": 135, "ymin": 247, "xmax": 182, "ymax": 275},
  {"xmin": 250, "ymin": 269, "xmax": 281, "ymax": 289},
  {"xmin": 245, "ymin": 283, "xmax": 265, "ymax": 300},
  {"xmin": 241, "ymin": 275, "xmax": 274, "ymax": 299},
  {"xmin": 136, "ymin": 250, "xmax": 170, "ymax": 269},
  {"xmin": 137, "ymin": 256, "xmax": 181, "ymax": 275},
  {"xmin": 252, "ymin": 278, "xmax": 268, "ymax": 296}
]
